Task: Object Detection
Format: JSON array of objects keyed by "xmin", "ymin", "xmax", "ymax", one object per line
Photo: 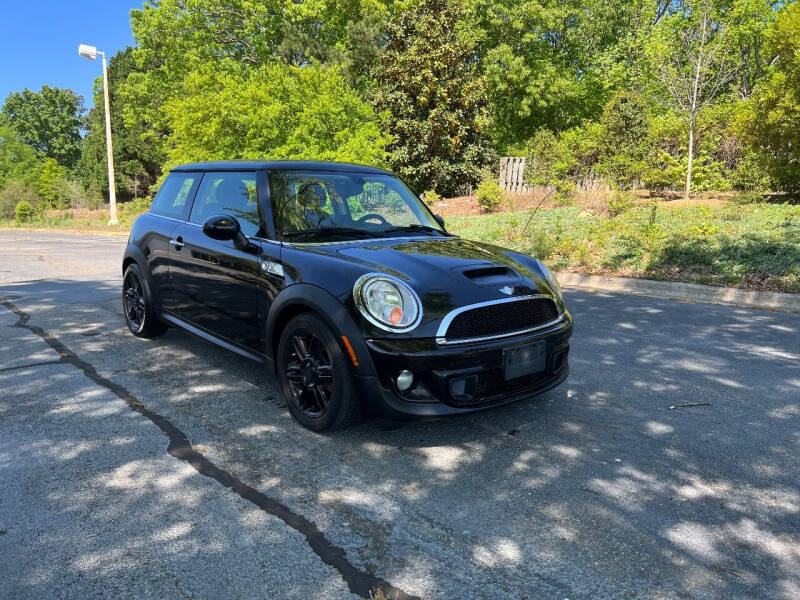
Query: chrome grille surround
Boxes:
[{"xmin": 435, "ymin": 294, "xmax": 563, "ymax": 345}]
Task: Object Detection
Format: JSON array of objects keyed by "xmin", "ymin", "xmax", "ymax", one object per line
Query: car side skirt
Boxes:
[{"xmin": 160, "ymin": 310, "xmax": 269, "ymax": 365}]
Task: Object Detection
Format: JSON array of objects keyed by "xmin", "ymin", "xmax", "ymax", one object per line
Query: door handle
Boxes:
[{"xmin": 169, "ymin": 237, "xmax": 184, "ymax": 250}]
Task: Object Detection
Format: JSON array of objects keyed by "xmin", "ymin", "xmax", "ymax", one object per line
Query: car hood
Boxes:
[{"xmin": 288, "ymin": 235, "xmax": 562, "ymax": 336}]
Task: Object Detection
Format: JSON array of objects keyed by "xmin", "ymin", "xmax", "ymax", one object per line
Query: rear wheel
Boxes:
[
  {"xmin": 277, "ymin": 313, "xmax": 360, "ymax": 431},
  {"xmin": 122, "ymin": 263, "xmax": 166, "ymax": 338}
]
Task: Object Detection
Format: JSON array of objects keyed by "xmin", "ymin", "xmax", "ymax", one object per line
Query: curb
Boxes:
[
  {"xmin": 0, "ymin": 227, "xmax": 129, "ymax": 238},
  {"xmin": 556, "ymin": 272, "xmax": 800, "ymax": 314}
]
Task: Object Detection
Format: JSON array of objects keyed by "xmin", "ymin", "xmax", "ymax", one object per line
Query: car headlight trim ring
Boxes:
[{"xmin": 353, "ymin": 273, "xmax": 423, "ymax": 333}]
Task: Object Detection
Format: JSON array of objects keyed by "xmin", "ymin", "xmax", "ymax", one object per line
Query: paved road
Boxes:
[{"xmin": 1, "ymin": 230, "xmax": 799, "ymax": 599}]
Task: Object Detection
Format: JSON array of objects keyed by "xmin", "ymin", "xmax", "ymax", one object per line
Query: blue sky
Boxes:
[{"xmin": 0, "ymin": 1, "xmax": 138, "ymax": 110}]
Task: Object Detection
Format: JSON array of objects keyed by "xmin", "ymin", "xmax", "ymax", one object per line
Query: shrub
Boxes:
[
  {"xmin": 15, "ymin": 200, "xmax": 35, "ymax": 223},
  {"xmin": 730, "ymin": 150, "xmax": 772, "ymax": 192},
  {"xmin": 526, "ymin": 228, "xmax": 556, "ymax": 260},
  {"xmin": 421, "ymin": 190, "xmax": 441, "ymax": 205},
  {"xmin": 476, "ymin": 179, "xmax": 505, "ymax": 213},
  {"xmin": 0, "ymin": 181, "xmax": 39, "ymax": 220},
  {"xmin": 607, "ymin": 191, "xmax": 634, "ymax": 216}
]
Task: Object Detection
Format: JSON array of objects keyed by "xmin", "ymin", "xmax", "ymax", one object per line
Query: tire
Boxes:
[
  {"xmin": 276, "ymin": 313, "xmax": 361, "ymax": 431},
  {"xmin": 122, "ymin": 262, "xmax": 166, "ymax": 338}
]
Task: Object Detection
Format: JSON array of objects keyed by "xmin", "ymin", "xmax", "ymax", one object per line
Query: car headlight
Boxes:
[
  {"xmin": 353, "ymin": 274, "xmax": 422, "ymax": 332},
  {"xmin": 538, "ymin": 262, "xmax": 563, "ymax": 299}
]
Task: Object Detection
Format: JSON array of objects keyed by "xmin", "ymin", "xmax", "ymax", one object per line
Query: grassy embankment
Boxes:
[
  {"xmin": 445, "ymin": 194, "xmax": 800, "ymax": 294},
  {"xmin": 2, "ymin": 193, "xmax": 798, "ymax": 293},
  {"xmin": 0, "ymin": 198, "xmax": 150, "ymax": 236}
]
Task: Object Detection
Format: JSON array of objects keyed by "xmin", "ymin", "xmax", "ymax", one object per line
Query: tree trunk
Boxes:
[{"xmin": 685, "ymin": 114, "xmax": 694, "ymax": 198}]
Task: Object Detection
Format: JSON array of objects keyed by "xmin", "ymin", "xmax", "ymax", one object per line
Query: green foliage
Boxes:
[
  {"xmin": 476, "ymin": 178, "xmax": 505, "ymax": 213},
  {"xmin": 121, "ymin": 0, "xmax": 391, "ymax": 169},
  {"xmin": 477, "ymin": 0, "xmax": 644, "ymax": 148},
  {"xmin": 607, "ymin": 191, "xmax": 634, "ymax": 216},
  {"xmin": 735, "ymin": 2, "xmax": 800, "ymax": 193},
  {"xmin": 374, "ymin": 0, "xmax": 493, "ymax": 196},
  {"xmin": 37, "ymin": 159, "xmax": 69, "ymax": 209},
  {"xmin": 0, "ymin": 181, "xmax": 38, "ymax": 220},
  {"xmin": 421, "ymin": 190, "xmax": 442, "ymax": 205},
  {"xmin": 0, "ymin": 126, "xmax": 42, "ymax": 188},
  {"xmin": 78, "ymin": 47, "xmax": 165, "ymax": 202},
  {"xmin": 448, "ymin": 200, "xmax": 800, "ymax": 293},
  {"xmin": 729, "ymin": 191, "xmax": 763, "ymax": 205},
  {"xmin": 163, "ymin": 63, "xmax": 388, "ymax": 167},
  {"xmin": 525, "ymin": 228, "xmax": 557, "ymax": 261},
  {"xmin": 595, "ymin": 92, "xmax": 649, "ymax": 187},
  {"xmin": 2, "ymin": 0, "xmax": 794, "ymax": 202},
  {"xmin": 14, "ymin": 200, "xmax": 35, "ymax": 223},
  {"xmin": 1, "ymin": 86, "xmax": 85, "ymax": 169}
]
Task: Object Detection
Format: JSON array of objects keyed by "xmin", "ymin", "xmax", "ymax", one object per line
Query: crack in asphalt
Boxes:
[
  {"xmin": 0, "ymin": 359, "xmax": 67, "ymax": 373},
  {"xmin": 1, "ymin": 298, "xmax": 419, "ymax": 600}
]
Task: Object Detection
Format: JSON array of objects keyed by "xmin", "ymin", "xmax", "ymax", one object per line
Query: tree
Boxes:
[
  {"xmin": 598, "ymin": 91, "xmax": 651, "ymax": 187},
  {"xmin": 78, "ymin": 48, "xmax": 165, "ymax": 201},
  {"xmin": 735, "ymin": 1, "xmax": 800, "ymax": 192},
  {"xmin": 651, "ymin": 2, "xmax": 738, "ymax": 196},
  {"xmin": 0, "ymin": 126, "xmax": 42, "ymax": 188},
  {"xmin": 374, "ymin": 0, "xmax": 493, "ymax": 196},
  {"xmin": 120, "ymin": 0, "xmax": 390, "ymax": 181},
  {"xmin": 474, "ymin": 0, "xmax": 658, "ymax": 149},
  {"xmin": 162, "ymin": 62, "xmax": 389, "ymax": 167},
  {"xmin": 37, "ymin": 158, "xmax": 69, "ymax": 209},
  {"xmin": 1, "ymin": 86, "xmax": 85, "ymax": 169}
]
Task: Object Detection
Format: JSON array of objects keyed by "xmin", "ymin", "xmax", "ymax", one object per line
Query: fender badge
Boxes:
[{"xmin": 499, "ymin": 285, "xmax": 514, "ymax": 296}]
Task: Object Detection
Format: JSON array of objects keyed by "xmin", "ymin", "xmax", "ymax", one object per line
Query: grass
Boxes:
[
  {"xmin": 0, "ymin": 199, "xmax": 149, "ymax": 236},
  {"xmin": 447, "ymin": 198, "xmax": 800, "ymax": 294},
  {"xmin": 2, "ymin": 194, "xmax": 798, "ymax": 294}
]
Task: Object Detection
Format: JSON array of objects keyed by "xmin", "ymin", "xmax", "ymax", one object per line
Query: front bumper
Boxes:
[{"xmin": 354, "ymin": 315, "xmax": 572, "ymax": 419}]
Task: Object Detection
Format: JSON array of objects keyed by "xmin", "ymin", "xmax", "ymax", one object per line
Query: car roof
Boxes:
[{"xmin": 171, "ymin": 160, "xmax": 394, "ymax": 175}]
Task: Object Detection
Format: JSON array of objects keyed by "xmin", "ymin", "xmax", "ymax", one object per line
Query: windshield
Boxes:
[{"xmin": 269, "ymin": 171, "xmax": 446, "ymax": 241}]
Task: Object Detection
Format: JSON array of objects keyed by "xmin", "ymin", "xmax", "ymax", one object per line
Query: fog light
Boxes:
[{"xmin": 396, "ymin": 370, "xmax": 414, "ymax": 391}]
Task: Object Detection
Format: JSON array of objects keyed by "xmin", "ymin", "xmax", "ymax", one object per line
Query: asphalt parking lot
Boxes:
[{"xmin": 1, "ymin": 230, "xmax": 799, "ymax": 599}]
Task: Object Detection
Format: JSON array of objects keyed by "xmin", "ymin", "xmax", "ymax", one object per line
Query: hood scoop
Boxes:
[{"xmin": 460, "ymin": 264, "xmax": 522, "ymax": 286}]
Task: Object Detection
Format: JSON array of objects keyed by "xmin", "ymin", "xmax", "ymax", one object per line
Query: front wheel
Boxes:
[
  {"xmin": 277, "ymin": 313, "xmax": 361, "ymax": 431},
  {"xmin": 122, "ymin": 263, "xmax": 166, "ymax": 338}
]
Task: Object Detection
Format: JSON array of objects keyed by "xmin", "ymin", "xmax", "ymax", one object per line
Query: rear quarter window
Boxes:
[{"xmin": 149, "ymin": 173, "xmax": 200, "ymax": 220}]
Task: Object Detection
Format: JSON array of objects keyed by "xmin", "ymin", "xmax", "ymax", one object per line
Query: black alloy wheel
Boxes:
[
  {"xmin": 285, "ymin": 330, "xmax": 334, "ymax": 417},
  {"xmin": 122, "ymin": 263, "xmax": 166, "ymax": 338},
  {"xmin": 123, "ymin": 270, "xmax": 146, "ymax": 332},
  {"xmin": 277, "ymin": 313, "xmax": 360, "ymax": 431}
]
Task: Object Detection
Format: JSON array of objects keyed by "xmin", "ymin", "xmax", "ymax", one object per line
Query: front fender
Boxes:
[{"xmin": 265, "ymin": 283, "xmax": 376, "ymax": 378}]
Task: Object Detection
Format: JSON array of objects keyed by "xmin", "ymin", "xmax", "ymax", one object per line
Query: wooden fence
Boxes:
[{"xmin": 499, "ymin": 157, "xmax": 535, "ymax": 194}]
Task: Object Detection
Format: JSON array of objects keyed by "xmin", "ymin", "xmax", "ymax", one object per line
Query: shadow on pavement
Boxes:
[{"xmin": 2, "ymin": 278, "xmax": 799, "ymax": 599}]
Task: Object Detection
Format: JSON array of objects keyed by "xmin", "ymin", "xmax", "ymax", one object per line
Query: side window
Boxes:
[
  {"xmin": 189, "ymin": 171, "xmax": 260, "ymax": 237},
  {"xmin": 150, "ymin": 173, "xmax": 199, "ymax": 219}
]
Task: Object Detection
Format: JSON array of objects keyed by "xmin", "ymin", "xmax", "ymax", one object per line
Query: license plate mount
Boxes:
[{"xmin": 503, "ymin": 341, "xmax": 546, "ymax": 381}]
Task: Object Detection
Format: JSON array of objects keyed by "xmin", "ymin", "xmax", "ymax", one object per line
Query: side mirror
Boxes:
[
  {"xmin": 203, "ymin": 214, "xmax": 240, "ymax": 241},
  {"xmin": 434, "ymin": 214, "xmax": 446, "ymax": 230},
  {"xmin": 202, "ymin": 214, "xmax": 252, "ymax": 251}
]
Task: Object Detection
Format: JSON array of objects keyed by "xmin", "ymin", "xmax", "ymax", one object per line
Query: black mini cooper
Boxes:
[{"xmin": 122, "ymin": 161, "xmax": 572, "ymax": 430}]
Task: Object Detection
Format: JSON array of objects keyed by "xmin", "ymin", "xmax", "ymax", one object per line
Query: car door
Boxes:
[
  {"xmin": 168, "ymin": 170, "xmax": 266, "ymax": 350},
  {"xmin": 144, "ymin": 172, "xmax": 201, "ymax": 307}
]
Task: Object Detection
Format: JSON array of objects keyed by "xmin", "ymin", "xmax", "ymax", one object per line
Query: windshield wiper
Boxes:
[
  {"xmin": 282, "ymin": 226, "xmax": 382, "ymax": 239},
  {"xmin": 382, "ymin": 224, "xmax": 449, "ymax": 236}
]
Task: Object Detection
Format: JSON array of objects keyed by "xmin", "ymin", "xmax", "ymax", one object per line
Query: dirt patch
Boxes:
[
  {"xmin": 431, "ymin": 188, "xmax": 561, "ymax": 218},
  {"xmin": 432, "ymin": 188, "xmax": 738, "ymax": 218}
]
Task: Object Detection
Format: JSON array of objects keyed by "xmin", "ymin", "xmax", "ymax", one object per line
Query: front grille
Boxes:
[{"xmin": 442, "ymin": 297, "xmax": 559, "ymax": 343}]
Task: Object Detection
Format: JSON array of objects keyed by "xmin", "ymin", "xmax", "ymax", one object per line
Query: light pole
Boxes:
[{"xmin": 78, "ymin": 44, "xmax": 118, "ymax": 225}]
